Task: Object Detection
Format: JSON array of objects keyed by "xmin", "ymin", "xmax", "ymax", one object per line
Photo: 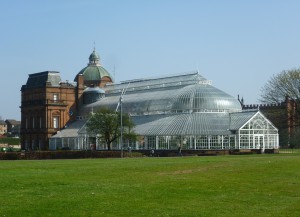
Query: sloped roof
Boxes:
[
  {"xmin": 5, "ymin": 119, "xmax": 21, "ymax": 125},
  {"xmin": 24, "ymin": 71, "xmax": 61, "ymax": 88},
  {"xmin": 52, "ymin": 120, "xmax": 86, "ymax": 138},
  {"xmin": 106, "ymin": 71, "xmax": 207, "ymax": 91},
  {"xmin": 229, "ymin": 110, "xmax": 258, "ymax": 130},
  {"xmin": 132, "ymin": 113, "xmax": 231, "ymax": 136},
  {"xmin": 52, "ymin": 109, "xmax": 277, "ymax": 139}
]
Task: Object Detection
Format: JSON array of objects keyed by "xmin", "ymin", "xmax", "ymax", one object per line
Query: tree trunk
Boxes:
[{"xmin": 107, "ymin": 142, "xmax": 111, "ymax": 150}]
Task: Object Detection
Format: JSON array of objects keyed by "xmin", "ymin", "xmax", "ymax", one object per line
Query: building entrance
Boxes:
[{"xmin": 254, "ymin": 135, "xmax": 264, "ymax": 150}]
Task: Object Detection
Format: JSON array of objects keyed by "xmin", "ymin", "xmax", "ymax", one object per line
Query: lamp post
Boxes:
[
  {"xmin": 120, "ymin": 96, "xmax": 123, "ymax": 158},
  {"xmin": 116, "ymin": 83, "xmax": 129, "ymax": 158}
]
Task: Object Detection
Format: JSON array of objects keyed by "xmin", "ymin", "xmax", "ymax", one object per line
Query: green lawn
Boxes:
[{"xmin": 0, "ymin": 154, "xmax": 300, "ymax": 217}]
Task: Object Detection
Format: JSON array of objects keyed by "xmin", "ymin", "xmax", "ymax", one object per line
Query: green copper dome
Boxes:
[
  {"xmin": 78, "ymin": 65, "xmax": 111, "ymax": 81},
  {"xmin": 75, "ymin": 49, "xmax": 114, "ymax": 83}
]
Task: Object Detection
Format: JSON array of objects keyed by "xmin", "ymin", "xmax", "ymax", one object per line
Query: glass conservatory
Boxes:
[
  {"xmin": 232, "ymin": 111, "xmax": 279, "ymax": 150},
  {"xmin": 49, "ymin": 71, "xmax": 279, "ymax": 151}
]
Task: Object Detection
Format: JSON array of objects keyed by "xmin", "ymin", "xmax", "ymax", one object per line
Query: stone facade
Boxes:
[
  {"xmin": 20, "ymin": 72, "xmax": 78, "ymax": 150},
  {"xmin": 20, "ymin": 49, "xmax": 113, "ymax": 150}
]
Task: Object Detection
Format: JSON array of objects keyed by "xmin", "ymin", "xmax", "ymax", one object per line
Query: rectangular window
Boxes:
[
  {"xmin": 25, "ymin": 140, "xmax": 28, "ymax": 150},
  {"xmin": 53, "ymin": 94, "xmax": 59, "ymax": 102},
  {"xmin": 195, "ymin": 136, "xmax": 210, "ymax": 149},
  {"xmin": 39, "ymin": 140, "xmax": 42, "ymax": 150},
  {"xmin": 158, "ymin": 136, "xmax": 169, "ymax": 149},
  {"xmin": 53, "ymin": 117, "xmax": 59, "ymax": 129},
  {"xmin": 32, "ymin": 117, "xmax": 35, "ymax": 129},
  {"xmin": 147, "ymin": 136, "xmax": 156, "ymax": 150}
]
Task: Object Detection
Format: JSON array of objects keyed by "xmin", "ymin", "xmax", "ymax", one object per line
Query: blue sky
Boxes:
[{"xmin": 1, "ymin": 0, "xmax": 300, "ymax": 120}]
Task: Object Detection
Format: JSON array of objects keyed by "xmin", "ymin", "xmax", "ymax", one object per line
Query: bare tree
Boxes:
[
  {"xmin": 260, "ymin": 68, "xmax": 300, "ymax": 104},
  {"xmin": 260, "ymin": 68, "xmax": 300, "ymax": 147}
]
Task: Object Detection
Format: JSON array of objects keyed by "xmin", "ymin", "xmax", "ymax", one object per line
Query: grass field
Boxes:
[
  {"xmin": 0, "ymin": 154, "xmax": 300, "ymax": 217},
  {"xmin": 279, "ymin": 148, "xmax": 300, "ymax": 154}
]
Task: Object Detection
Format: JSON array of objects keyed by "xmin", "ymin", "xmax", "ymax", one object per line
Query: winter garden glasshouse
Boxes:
[{"xmin": 49, "ymin": 71, "xmax": 279, "ymax": 151}]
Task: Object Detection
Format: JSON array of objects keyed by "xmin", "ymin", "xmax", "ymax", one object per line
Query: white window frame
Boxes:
[
  {"xmin": 53, "ymin": 94, "xmax": 59, "ymax": 102},
  {"xmin": 53, "ymin": 117, "xmax": 59, "ymax": 129}
]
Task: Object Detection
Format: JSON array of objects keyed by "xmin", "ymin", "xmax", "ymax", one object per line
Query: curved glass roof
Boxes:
[
  {"xmin": 172, "ymin": 84, "xmax": 241, "ymax": 112},
  {"xmin": 51, "ymin": 72, "xmax": 278, "ymax": 144},
  {"xmin": 82, "ymin": 71, "xmax": 242, "ymax": 116},
  {"xmin": 83, "ymin": 87, "xmax": 105, "ymax": 94},
  {"xmin": 132, "ymin": 113, "xmax": 232, "ymax": 136}
]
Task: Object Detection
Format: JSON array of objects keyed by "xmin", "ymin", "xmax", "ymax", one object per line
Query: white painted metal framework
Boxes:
[
  {"xmin": 237, "ymin": 112, "xmax": 279, "ymax": 151},
  {"xmin": 49, "ymin": 72, "xmax": 279, "ymax": 151}
]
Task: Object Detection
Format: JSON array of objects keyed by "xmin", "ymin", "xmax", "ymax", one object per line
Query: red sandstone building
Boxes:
[{"xmin": 20, "ymin": 49, "xmax": 113, "ymax": 150}]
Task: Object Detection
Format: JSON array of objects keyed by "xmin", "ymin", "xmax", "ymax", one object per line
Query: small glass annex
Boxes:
[{"xmin": 50, "ymin": 71, "xmax": 279, "ymax": 151}]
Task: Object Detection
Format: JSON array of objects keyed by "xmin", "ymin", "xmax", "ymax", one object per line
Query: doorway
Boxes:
[{"xmin": 254, "ymin": 135, "xmax": 264, "ymax": 149}]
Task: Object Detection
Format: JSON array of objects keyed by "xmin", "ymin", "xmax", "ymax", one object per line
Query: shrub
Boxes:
[
  {"xmin": 0, "ymin": 137, "xmax": 20, "ymax": 145},
  {"xmin": 0, "ymin": 152, "xmax": 19, "ymax": 160}
]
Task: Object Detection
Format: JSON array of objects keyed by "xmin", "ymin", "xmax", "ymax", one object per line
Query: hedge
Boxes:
[
  {"xmin": 0, "ymin": 137, "xmax": 20, "ymax": 145},
  {"xmin": 0, "ymin": 150, "xmax": 143, "ymax": 160}
]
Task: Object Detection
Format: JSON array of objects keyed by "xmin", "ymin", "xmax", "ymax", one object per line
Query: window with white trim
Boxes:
[
  {"xmin": 53, "ymin": 94, "xmax": 59, "ymax": 102},
  {"xmin": 53, "ymin": 117, "xmax": 59, "ymax": 129}
]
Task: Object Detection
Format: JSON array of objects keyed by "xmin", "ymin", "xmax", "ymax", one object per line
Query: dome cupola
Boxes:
[
  {"xmin": 75, "ymin": 48, "xmax": 114, "ymax": 87},
  {"xmin": 88, "ymin": 49, "xmax": 100, "ymax": 66}
]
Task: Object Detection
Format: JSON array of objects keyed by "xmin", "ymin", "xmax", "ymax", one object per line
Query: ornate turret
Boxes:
[
  {"xmin": 88, "ymin": 48, "xmax": 100, "ymax": 66},
  {"xmin": 74, "ymin": 48, "xmax": 114, "ymax": 88}
]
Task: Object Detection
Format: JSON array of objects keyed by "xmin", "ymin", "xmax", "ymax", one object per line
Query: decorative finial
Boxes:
[{"xmin": 88, "ymin": 43, "xmax": 100, "ymax": 66}]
